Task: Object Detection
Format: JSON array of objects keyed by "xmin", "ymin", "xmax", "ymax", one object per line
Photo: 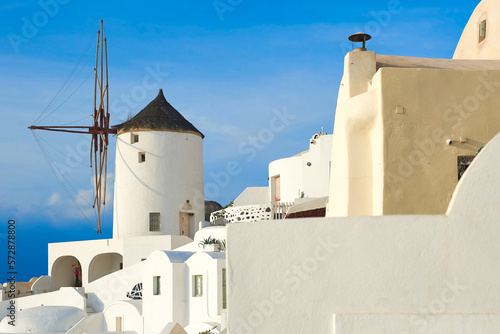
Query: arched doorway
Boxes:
[
  {"xmin": 88, "ymin": 252, "xmax": 123, "ymax": 283},
  {"xmin": 51, "ymin": 256, "xmax": 82, "ymax": 291}
]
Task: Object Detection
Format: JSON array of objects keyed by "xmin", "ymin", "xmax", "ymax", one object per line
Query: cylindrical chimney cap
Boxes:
[{"xmin": 348, "ymin": 32, "xmax": 372, "ymax": 42}]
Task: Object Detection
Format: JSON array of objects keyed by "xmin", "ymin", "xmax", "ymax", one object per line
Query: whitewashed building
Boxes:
[
  {"xmin": 227, "ymin": 0, "xmax": 500, "ymax": 333},
  {"xmin": 0, "ymin": 91, "xmax": 227, "ymax": 334},
  {"xmin": 211, "ymin": 131, "xmax": 333, "ymax": 223},
  {"xmin": 5, "ymin": 1, "xmax": 500, "ymax": 333}
]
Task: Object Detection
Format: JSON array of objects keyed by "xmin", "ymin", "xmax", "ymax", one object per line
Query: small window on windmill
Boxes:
[
  {"xmin": 138, "ymin": 152, "xmax": 146, "ymax": 163},
  {"xmin": 150, "ymin": 212, "xmax": 160, "ymax": 231},
  {"xmin": 479, "ymin": 20, "xmax": 487, "ymax": 43},
  {"xmin": 458, "ymin": 156, "xmax": 475, "ymax": 181},
  {"xmin": 130, "ymin": 133, "xmax": 139, "ymax": 144}
]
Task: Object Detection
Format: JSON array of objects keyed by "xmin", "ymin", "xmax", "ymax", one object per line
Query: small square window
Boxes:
[
  {"xmin": 130, "ymin": 133, "xmax": 139, "ymax": 144},
  {"xmin": 193, "ymin": 275, "xmax": 203, "ymax": 297},
  {"xmin": 479, "ymin": 20, "xmax": 487, "ymax": 43},
  {"xmin": 153, "ymin": 276, "xmax": 161, "ymax": 295},
  {"xmin": 139, "ymin": 152, "xmax": 146, "ymax": 163},
  {"xmin": 150, "ymin": 213, "xmax": 160, "ymax": 231}
]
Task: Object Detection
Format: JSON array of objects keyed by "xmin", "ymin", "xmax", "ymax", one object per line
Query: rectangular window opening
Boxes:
[
  {"xmin": 458, "ymin": 156, "xmax": 475, "ymax": 181},
  {"xmin": 479, "ymin": 20, "xmax": 487, "ymax": 43},
  {"xmin": 193, "ymin": 275, "xmax": 203, "ymax": 297},
  {"xmin": 150, "ymin": 212, "xmax": 160, "ymax": 232},
  {"xmin": 138, "ymin": 152, "xmax": 146, "ymax": 163},
  {"xmin": 272, "ymin": 175, "xmax": 281, "ymax": 202},
  {"xmin": 153, "ymin": 276, "xmax": 161, "ymax": 295},
  {"xmin": 130, "ymin": 133, "xmax": 139, "ymax": 144}
]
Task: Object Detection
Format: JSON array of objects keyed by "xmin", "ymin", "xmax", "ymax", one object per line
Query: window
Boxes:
[
  {"xmin": 153, "ymin": 276, "xmax": 161, "ymax": 295},
  {"xmin": 458, "ymin": 156, "xmax": 475, "ymax": 181},
  {"xmin": 130, "ymin": 133, "xmax": 139, "ymax": 144},
  {"xmin": 150, "ymin": 213, "xmax": 160, "ymax": 232},
  {"xmin": 272, "ymin": 175, "xmax": 281, "ymax": 202},
  {"xmin": 138, "ymin": 152, "xmax": 146, "ymax": 163},
  {"xmin": 193, "ymin": 275, "xmax": 203, "ymax": 297},
  {"xmin": 479, "ymin": 20, "xmax": 487, "ymax": 43},
  {"xmin": 222, "ymin": 268, "xmax": 227, "ymax": 309}
]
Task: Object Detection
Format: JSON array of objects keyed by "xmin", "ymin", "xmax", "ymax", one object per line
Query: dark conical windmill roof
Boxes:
[{"xmin": 114, "ymin": 89, "xmax": 204, "ymax": 138}]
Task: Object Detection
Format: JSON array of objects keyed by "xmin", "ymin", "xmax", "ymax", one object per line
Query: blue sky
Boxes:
[{"xmin": 1, "ymin": 0, "xmax": 476, "ymax": 280}]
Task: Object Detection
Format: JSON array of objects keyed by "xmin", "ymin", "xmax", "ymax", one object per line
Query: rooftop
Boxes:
[
  {"xmin": 376, "ymin": 54, "xmax": 500, "ymax": 71},
  {"xmin": 114, "ymin": 89, "xmax": 204, "ymax": 138}
]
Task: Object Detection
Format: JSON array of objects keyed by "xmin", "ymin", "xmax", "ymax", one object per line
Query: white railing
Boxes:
[
  {"xmin": 272, "ymin": 201, "xmax": 294, "ymax": 220},
  {"xmin": 210, "ymin": 202, "xmax": 294, "ymax": 224}
]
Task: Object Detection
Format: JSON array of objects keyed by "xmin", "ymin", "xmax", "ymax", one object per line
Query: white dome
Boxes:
[{"xmin": 0, "ymin": 306, "xmax": 86, "ymax": 333}]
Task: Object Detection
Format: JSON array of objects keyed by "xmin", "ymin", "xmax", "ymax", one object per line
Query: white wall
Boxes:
[
  {"xmin": 175, "ymin": 226, "xmax": 226, "ymax": 252},
  {"xmin": 113, "ymin": 131, "xmax": 204, "ymax": 239},
  {"xmin": 48, "ymin": 235, "xmax": 192, "ymax": 290},
  {"xmin": 31, "ymin": 276, "xmax": 50, "ymax": 293},
  {"xmin": 66, "ymin": 313, "xmax": 105, "ymax": 334},
  {"xmin": 227, "ymin": 132, "xmax": 500, "ymax": 333},
  {"xmin": 86, "ymin": 261, "xmax": 145, "ymax": 313},
  {"xmin": 269, "ymin": 134, "xmax": 332, "ymax": 203},
  {"xmin": 48, "ymin": 238, "xmax": 123, "ymax": 289},
  {"xmin": 121, "ymin": 235, "xmax": 192, "ymax": 268},
  {"xmin": 233, "ymin": 187, "xmax": 270, "ymax": 207},
  {"xmin": 301, "ymin": 134, "xmax": 333, "ymax": 199},
  {"xmin": 186, "ymin": 252, "xmax": 226, "ymax": 325},
  {"xmin": 104, "ymin": 301, "xmax": 143, "ymax": 333},
  {"xmin": 143, "ymin": 251, "xmax": 193, "ymax": 333},
  {"xmin": 333, "ymin": 314, "xmax": 500, "ymax": 333},
  {"xmin": 326, "ymin": 51, "xmax": 378, "ymax": 217},
  {"xmin": 88, "ymin": 252, "xmax": 123, "ymax": 283}
]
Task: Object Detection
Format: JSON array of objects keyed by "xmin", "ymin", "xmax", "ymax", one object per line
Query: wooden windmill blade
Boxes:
[{"xmin": 29, "ymin": 20, "xmax": 115, "ymax": 234}]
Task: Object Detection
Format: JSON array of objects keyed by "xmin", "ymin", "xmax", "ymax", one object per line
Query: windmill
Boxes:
[{"xmin": 29, "ymin": 20, "xmax": 116, "ymax": 234}]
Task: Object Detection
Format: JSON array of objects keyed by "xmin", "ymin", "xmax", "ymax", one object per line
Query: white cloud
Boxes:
[
  {"xmin": 194, "ymin": 116, "xmax": 242, "ymax": 136},
  {"xmin": 47, "ymin": 192, "xmax": 61, "ymax": 206}
]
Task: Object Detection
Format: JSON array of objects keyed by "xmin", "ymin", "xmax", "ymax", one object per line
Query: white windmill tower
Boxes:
[{"xmin": 112, "ymin": 89, "xmax": 205, "ymax": 239}]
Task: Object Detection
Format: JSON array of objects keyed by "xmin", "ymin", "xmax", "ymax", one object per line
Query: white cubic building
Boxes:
[
  {"xmin": 269, "ymin": 131, "xmax": 332, "ymax": 203},
  {"xmin": 211, "ymin": 131, "xmax": 333, "ymax": 223}
]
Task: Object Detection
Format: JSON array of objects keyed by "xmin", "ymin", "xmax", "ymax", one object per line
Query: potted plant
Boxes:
[
  {"xmin": 218, "ymin": 239, "xmax": 226, "ymax": 252},
  {"xmin": 198, "ymin": 236, "xmax": 221, "ymax": 252},
  {"xmin": 199, "ymin": 326, "xmax": 218, "ymax": 334}
]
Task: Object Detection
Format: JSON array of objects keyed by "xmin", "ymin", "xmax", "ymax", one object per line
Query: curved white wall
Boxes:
[
  {"xmin": 88, "ymin": 252, "xmax": 123, "ymax": 283},
  {"xmin": 269, "ymin": 134, "xmax": 332, "ymax": 203},
  {"xmin": 113, "ymin": 131, "xmax": 204, "ymax": 239}
]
